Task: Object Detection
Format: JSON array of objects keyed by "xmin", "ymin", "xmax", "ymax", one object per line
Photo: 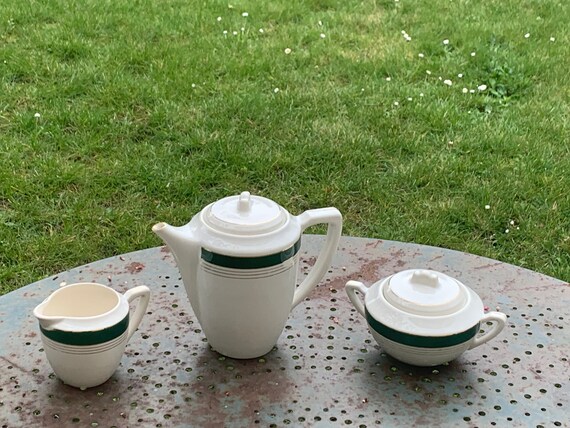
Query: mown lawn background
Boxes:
[{"xmin": 1, "ymin": 0, "xmax": 569, "ymax": 294}]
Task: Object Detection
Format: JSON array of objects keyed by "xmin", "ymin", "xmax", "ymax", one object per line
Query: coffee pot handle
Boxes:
[
  {"xmin": 123, "ymin": 286, "xmax": 151, "ymax": 341},
  {"xmin": 291, "ymin": 208, "xmax": 343, "ymax": 308},
  {"xmin": 468, "ymin": 311, "xmax": 507, "ymax": 349}
]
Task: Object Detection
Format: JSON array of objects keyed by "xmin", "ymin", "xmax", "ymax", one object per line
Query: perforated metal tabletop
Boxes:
[{"xmin": 1, "ymin": 236, "xmax": 568, "ymax": 427}]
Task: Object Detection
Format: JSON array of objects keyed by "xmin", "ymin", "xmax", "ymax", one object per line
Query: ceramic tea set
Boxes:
[{"xmin": 33, "ymin": 191, "xmax": 506, "ymax": 389}]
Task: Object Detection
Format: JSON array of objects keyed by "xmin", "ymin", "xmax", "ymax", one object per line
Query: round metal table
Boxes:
[{"xmin": 0, "ymin": 236, "xmax": 568, "ymax": 427}]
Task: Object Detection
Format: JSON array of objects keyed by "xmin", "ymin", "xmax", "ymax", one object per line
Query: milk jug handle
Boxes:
[
  {"xmin": 123, "ymin": 286, "xmax": 151, "ymax": 341},
  {"xmin": 291, "ymin": 208, "xmax": 342, "ymax": 308}
]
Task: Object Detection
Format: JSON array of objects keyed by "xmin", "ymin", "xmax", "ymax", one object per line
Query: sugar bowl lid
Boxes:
[{"xmin": 383, "ymin": 269, "xmax": 468, "ymax": 316}]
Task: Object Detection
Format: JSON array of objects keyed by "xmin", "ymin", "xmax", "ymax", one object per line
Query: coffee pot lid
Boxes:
[
  {"xmin": 204, "ymin": 191, "xmax": 288, "ymax": 235},
  {"xmin": 383, "ymin": 269, "xmax": 468, "ymax": 316}
]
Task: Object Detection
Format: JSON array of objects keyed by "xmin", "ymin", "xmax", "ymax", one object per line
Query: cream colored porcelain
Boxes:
[
  {"xmin": 153, "ymin": 191, "xmax": 342, "ymax": 359},
  {"xmin": 346, "ymin": 269, "xmax": 506, "ymax": 366},
  {"xmin": 34, "ymin": 282, "xmax": 150, "ymax": 389}
]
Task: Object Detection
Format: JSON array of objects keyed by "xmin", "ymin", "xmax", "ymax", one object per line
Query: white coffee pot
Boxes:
[{"xmin": 153, "ymin": 191, "xmax": 342, "ymax": 359}]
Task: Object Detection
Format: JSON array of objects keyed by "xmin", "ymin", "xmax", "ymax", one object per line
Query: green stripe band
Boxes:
[
  {"xmin": 201, "ymin": 239, "xmax": 302, "ymax": 269},
  {"xmin": 365, "ymin": 309, "xmax": 479, "ymax": 348},
  {"xmin": 40, "ymin": 314, "xmax": 129, "ymax": 346}
]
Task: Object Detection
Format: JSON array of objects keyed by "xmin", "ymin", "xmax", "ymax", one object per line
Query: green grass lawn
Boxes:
[{"xmin": 1, "ymin": 0, "xmax": 569, "ymax": 294}]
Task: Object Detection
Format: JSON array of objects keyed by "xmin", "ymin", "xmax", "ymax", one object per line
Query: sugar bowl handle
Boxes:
[
  {"xmin": 345, "ymin": 281, "xmax": 368, "ymax": 318},
  {"xmin": 469, "ymin": 311, "xmax": 507, "ymax": 349}
]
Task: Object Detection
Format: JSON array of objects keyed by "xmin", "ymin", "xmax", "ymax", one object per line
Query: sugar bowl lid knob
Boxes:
[
  {"xmin": 237, "ymin": 191, "xmax": 252, "ymax": 212},
  {"xmin": 411, "ymin": 270, "xmax": 439, "ymax": 287}
]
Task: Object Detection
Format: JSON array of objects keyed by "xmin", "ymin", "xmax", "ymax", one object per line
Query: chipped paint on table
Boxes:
[{"xmin": 0, "ymin": 236, "xmax": 568, "ymax": 427}]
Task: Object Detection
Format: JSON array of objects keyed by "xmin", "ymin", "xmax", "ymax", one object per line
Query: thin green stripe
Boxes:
[
  {"xmin": 40, "ymin": 314, "xmax": 129, "ymax": 346},
  {"xmin": 201, "ymin": 239, "xmax": 301, "ymax": 269},
  {"xmin": 365, "ymin": 309, "xmax": 479, "ymax": 348}
]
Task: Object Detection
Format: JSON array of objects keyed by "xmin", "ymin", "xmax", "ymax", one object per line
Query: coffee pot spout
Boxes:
[
  {"xmin": 152, "ymin": 222, "xmax": 202, "ymax": 321},
  {"xmin": 152, "ymin": 222, "xmax": 190, "ymax": 258}
]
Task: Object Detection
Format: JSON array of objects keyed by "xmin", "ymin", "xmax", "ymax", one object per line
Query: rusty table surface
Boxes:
[{"xmin": 0, "ymin": 235, "xmax": 568, "ymax": 427}]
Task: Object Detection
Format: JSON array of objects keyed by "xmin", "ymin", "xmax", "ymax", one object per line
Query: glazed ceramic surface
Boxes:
[
  {"xmin": 34, "ymin": 283, "xmax": 150, "ymax": 389},
  {"xmin": 153, "ymin": 191, "xmax": 342, "ymax": 358},
  {"xmin": 346, "ymin": 269, "xmax": 506, "ymax": 366}
]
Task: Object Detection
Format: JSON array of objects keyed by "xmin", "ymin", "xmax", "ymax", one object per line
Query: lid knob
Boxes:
[
  {"xmin": 411, "ymin": 270, "xmax": 439, "ymax": 287},
  {"xmin": 238, "ymin": 191, "xmax": 251, "ymax": 212}
]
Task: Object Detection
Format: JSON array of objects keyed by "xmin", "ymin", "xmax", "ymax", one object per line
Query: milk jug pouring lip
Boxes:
[{"xmin": 152, "ymin": 191, "xmax": 343, "ymax": 317}]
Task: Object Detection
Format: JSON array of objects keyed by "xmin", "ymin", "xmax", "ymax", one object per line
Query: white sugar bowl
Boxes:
[{"xmin": 346, "ymin": 269, "xmax": 507, "ymax": 366}]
